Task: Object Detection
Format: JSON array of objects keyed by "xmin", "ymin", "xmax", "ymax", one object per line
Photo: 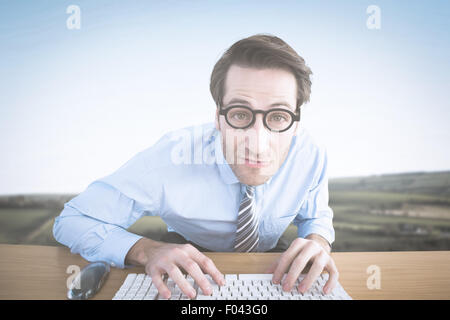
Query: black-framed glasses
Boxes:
[{"xmin": 219, "ymin": 105, "xmax": 301, "ymax": 133}]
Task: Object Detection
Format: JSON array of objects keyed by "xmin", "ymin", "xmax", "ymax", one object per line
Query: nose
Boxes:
[{"xmin": 247, "ymin": 113, "xmax": 270, "ymax": 155}]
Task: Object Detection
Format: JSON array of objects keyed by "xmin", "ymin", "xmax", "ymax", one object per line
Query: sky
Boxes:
[{"xmin": 0, "ymin": 0, "xmax": 449, "ymax": 195}]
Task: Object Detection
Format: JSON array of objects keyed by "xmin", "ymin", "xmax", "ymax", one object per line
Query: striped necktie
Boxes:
[{"xmin": 234, "ymin": 185, "xmax": 259, "ymax": 252}]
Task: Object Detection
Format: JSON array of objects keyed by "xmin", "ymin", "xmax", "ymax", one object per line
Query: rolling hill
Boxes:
[{"xmin": 1, "ymin": 170, "xmax": 449, "ymax": 251}]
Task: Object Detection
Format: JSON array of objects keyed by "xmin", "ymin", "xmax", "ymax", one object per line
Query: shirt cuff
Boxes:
[
  {"xmin": 297, "ymin": 221, "xmax": 335, "ymax": 248},
  {"xmin": 100, "ymin": 227, "xmax": 143, "ymax": 269}
]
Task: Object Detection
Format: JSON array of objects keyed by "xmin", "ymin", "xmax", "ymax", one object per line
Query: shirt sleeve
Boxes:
[
  {"xmin": 53, "ymin": 151, "xmax": 161, "ymax": 268},
  {"xmin": 292, "ymin": 146, "xmax": 335, "ymax": 247}
]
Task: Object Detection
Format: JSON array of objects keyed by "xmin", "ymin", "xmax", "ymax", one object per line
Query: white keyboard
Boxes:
[{"xmin": 113, "ymin": 273, "xmax": 352, "ymax": 300}]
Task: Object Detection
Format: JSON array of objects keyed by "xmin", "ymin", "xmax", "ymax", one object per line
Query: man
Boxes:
[{"xmin": 53, "ymin": 34, "xmax": 338, "ymax": 300}]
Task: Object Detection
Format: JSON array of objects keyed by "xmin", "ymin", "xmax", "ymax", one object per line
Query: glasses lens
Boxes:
[
  {"xmin": 226, "ymin": 107, "xmax": 253, "ymax": 128},
  {"xmin": 266, "ymin": 110, "xmax": 293, "ymax": 131}
]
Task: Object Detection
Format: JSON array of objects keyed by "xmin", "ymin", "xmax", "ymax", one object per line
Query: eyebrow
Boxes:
[{"xmin": 225, "ymin": 98, "xmax": 294, "ymax": 110}]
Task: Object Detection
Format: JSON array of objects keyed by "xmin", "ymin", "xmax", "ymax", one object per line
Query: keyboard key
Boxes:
[
  {"xmin": 238, "ymin": 274, "xmax": 273, "ymax": 281},
  {"xmin": 144, "ymin": 293, "xmax": 158, "ymax": 300},
  {"xmin": 123, "ymin": 273, "xmax": 136, "ymax": 284},
  {"xmin": 123, "ymin": 294, "xmax": 135, "ymax": 300},
  {"xmin": 225, "ymin": 274, "xmax": 238, "ymax": 281}
]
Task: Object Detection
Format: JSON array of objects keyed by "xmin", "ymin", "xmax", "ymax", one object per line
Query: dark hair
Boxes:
[{"xmin": 210, "ymin": 34, "xmax": 313, "ymax": 111}]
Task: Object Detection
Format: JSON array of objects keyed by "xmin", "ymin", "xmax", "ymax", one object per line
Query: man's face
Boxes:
[{"xmin": 215, "ymin": 64, "xmax": 299, "ymax": 186}]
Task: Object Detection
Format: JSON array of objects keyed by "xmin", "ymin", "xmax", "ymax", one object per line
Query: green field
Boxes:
[
  {"xmin": 1, "ymin": 170, "xmax": 449, "ymax": 251},
  {"xmin": 0, "ymin": 208, "xmax": 58, "ymax": 244}
]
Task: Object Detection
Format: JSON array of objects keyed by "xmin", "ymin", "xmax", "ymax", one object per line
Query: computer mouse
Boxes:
[{"xmin": 67, "ymin": 261, "xmax": 110, "ymax": 300}]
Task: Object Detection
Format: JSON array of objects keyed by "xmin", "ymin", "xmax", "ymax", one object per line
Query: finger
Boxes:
[
  {"xmin": 298, "ymin": 252, "xmax": 328, "ymax": 294},
  {"xmin": 323, "ymin": 258, "xmax": 339, "ymax": 294},
  {"xmin": 282, "ymin": 245, "xmax": 317, "ymax": 291},
  {"xmin": 272, "ymin": 240, "xmax": 307, "ymax": 284},
  {"xmin": 176, "ymin": 256, "xmax": 213, "ymax": 296},
  {"xmin": 149, "ymin": 268, "xmax": 171, "ymax": 299},
  {"xmin": 186, "ymin": 245, "xmax": 225, "ymax": 286},
  {"xmin": 166, "ymin": 263, "xmax": 197, "ymax": 299}
]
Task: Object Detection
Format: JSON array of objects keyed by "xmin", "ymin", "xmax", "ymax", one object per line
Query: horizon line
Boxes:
[{"xmin": 0, "ymin": 169, "xmax": 449, "ymax": 197}]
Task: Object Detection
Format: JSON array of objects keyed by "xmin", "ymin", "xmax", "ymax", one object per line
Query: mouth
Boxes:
[{"xmin": 242, "ymin": 157, "xmax": 272, "ymax": 168}]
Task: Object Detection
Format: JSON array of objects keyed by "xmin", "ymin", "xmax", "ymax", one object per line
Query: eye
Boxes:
[
  {"xmin": 229, "ymin": 109, "xmax": 251, "ymax": 122},
  {"xmin": 233, "ymin": 112, "xmax": 248, "ymax": 120},
  {"xmin": 269, "ymin": 113, "xmax": 289, "ymax": 122}
]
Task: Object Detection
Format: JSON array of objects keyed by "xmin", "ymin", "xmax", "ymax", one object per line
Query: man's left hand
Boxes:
[{"xmin": 265, "ymin": 235, "xmax": 339, "ymax": 294}]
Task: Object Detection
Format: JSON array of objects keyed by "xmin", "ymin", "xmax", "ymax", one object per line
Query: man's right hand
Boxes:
[{"xmin": 125, "ymin": 238, "xmax": 225, "ymax": 299}]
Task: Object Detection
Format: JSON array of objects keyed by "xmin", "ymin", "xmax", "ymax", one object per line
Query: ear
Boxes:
[
  {"xmin": 215, "ymin": 107, "xmax": 220, "ymax": 131},
  {"xmin": 293, "ymin": 121, "xmax": 299, "ymax": 136},
  {"xmin": 293, "ymin": 106, "xmax": 302, "ymax": 136}
]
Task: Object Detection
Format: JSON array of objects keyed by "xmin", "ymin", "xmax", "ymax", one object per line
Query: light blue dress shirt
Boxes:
[{"xmin": 53, "ymin": 122, "xmax": 335, "ymax": 268}]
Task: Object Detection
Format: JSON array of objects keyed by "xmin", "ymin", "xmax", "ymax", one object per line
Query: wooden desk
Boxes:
[{"xmin": 0, "ymin": 244, "xmax": 449, "ymax": 300}]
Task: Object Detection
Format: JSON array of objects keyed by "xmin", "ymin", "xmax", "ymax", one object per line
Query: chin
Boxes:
[{"xmin": 232, "ymin": 166, "xmax": 275, "ymax": 186}]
